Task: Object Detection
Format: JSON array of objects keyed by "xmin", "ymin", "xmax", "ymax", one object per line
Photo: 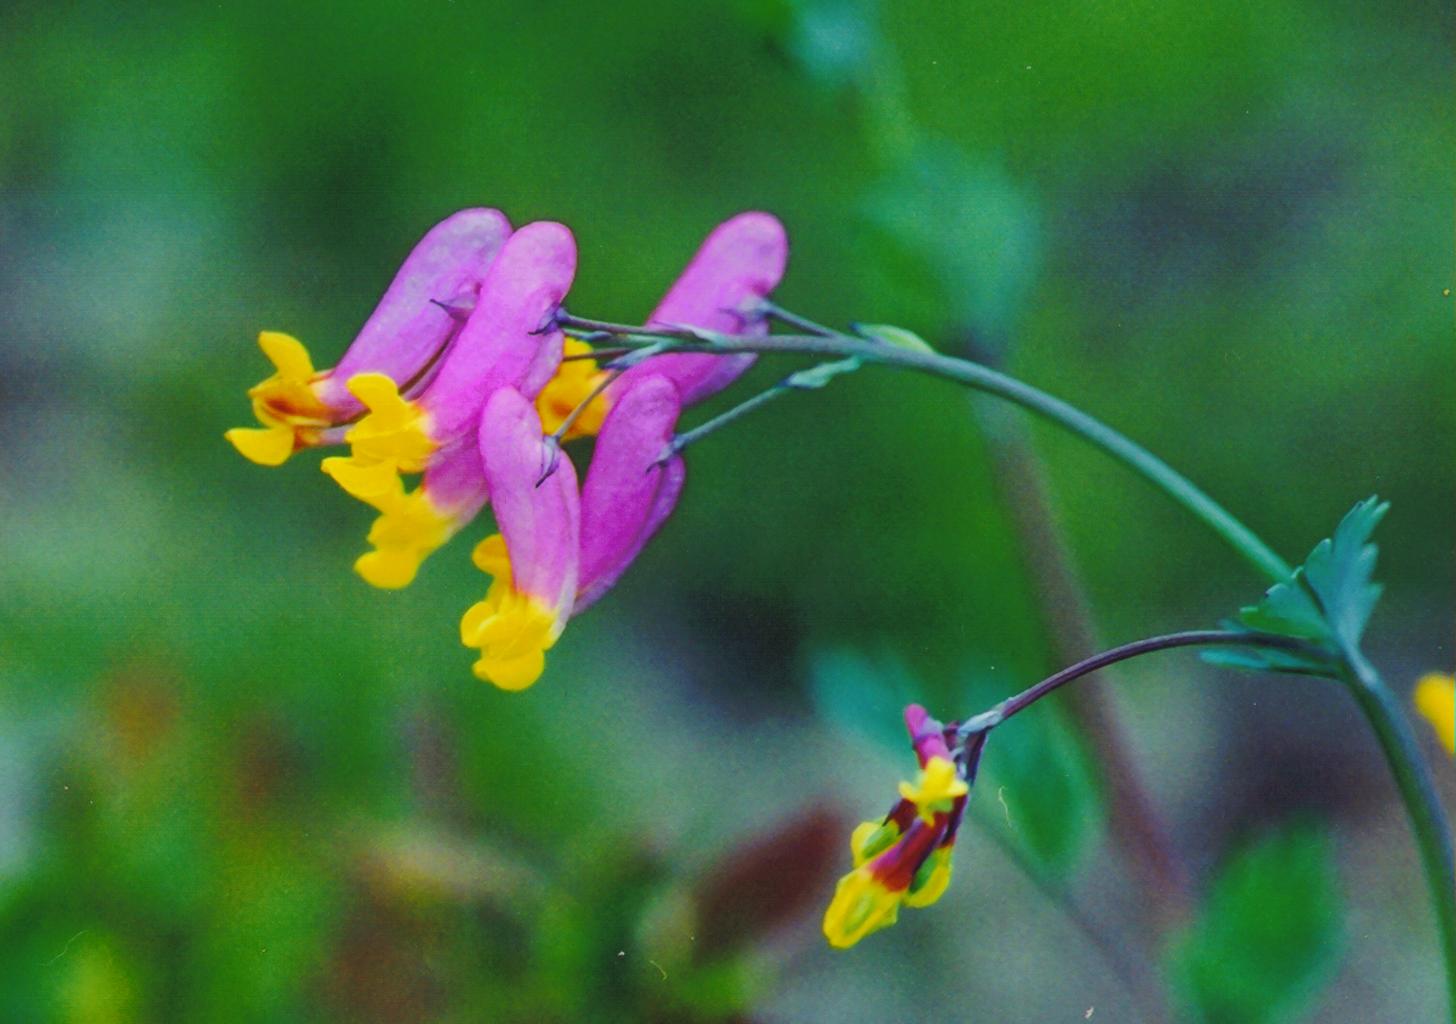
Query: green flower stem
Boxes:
[
  {"xmin": 562, "ymin": 315, "xmax": 1455, "ymax": 1015},
  {"xmin": 956, "ymin": 630, "xmax": 1314, "ymax": 736},
  {"xmin": 560, "ymin": 318, "xmax": 1293, "ymax": 581},
  {"xmin": 1344, "ymin": 650, "xmax": 1456, "ymax": 1019}
]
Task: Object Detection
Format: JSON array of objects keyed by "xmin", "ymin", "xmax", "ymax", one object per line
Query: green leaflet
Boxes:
[
  {"xmin": 784, "ymin": 355, "xmax": 864, "ymax": 390},
  {"xmin": 853, "ymin": 323, "xmax": 935, "ymax": 354},
  {"xmin": 1301, "ymin": 496, "xmax": 1388, "ymax": 652},
  {"xmin": 1204, "ymin": 496, "xmax": 1389, "ymax": 677},
  {"xmin": 1168, "ymin": 826, "xmax": 1344, "ymax": 1024}
]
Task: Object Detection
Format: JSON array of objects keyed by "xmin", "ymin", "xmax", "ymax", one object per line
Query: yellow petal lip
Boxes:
[
  {"xmin": 337, "ymin": 372, "xmax": 435, "ymax": 475},
  {"xmin": 460, "ymin": 534, "xmax": 558, "ymax": 692},
  {"xmin": 822, "ymin": 868, "xmax": 901, "ymax": 949},
  {"xmin": 472, "ymin": 648, "xmax": 547, "ymax": 691},
  {"xmin": 225, "ymin": 425, "xmax": 295, "ymax": 466},
  {"xmin": 898, "ymin": 756, "xmax": 969, "ymax": 824},
  {"xmin": 1415, "ymin": 673, "xmax": 1455, "ymax": 755},
  {"xmin": 257, "ymin": 330, "xmax": 316, "ymax": 379},
  {"xmin": 355, "ymin": 549, "xmax": 421, "ymax": 590},
  {"xmin": 536, "ymin": 337, "xmax": 612, "ymax": 440},
  {"xmin": 472, "ymin": 535, "xmax": 511, "ymax": 577},
  {"xmin": 321, "ymin": 456, "xmax": 402, "ymax": 506},
  {"xmin": 229, "ymin": 331, "xmax": 332, "ymax": 467}
]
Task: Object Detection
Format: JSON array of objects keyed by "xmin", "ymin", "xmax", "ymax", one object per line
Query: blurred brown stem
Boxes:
[{"xmin": 970, "ymin": 382, "xmax": 1192, "ymax": 934}]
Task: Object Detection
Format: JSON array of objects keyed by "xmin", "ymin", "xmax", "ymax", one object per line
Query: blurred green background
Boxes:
[{"xmin": 2, "ymin": 0, "xmax": 1451, "ymax": 1020}]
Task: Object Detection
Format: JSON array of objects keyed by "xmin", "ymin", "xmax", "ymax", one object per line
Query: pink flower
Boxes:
[
  {"xmin": 320, "ymin": 220, "xmax": 576, "ymax": 588},
  {"xmin": 463, "ymin": 214, "xmax": 788, "ymax": 690},
  {"xmin": 461, "ymin": 387, "xmax": 581, "ymax": 689},
  {"xmin": 462, "ymin": 373, "xmax": 686, "ymax": 689},
  {"xmin": 536, "ymin": 212, "xmax": 789, "ymax": 437},
  {"xmin": 226, "ymin": 208, "xmax": 512, "ymax": 466},
  {"xmin": 231, "ymin": 218, "xmax": 577, "ymax": 589}
]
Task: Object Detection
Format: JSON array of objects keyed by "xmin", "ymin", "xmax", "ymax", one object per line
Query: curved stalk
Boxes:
[
  {"xmin": 558, "ymin": 318, "xmax": 1292, "ymax": 582},
  {"xmin": 1344, "ymin": 651, "xmax": 1456, "ymax": 1018},
  {"xmin": 956, "ymin": 630, "xmax": 1314, "ymax": 737},
  {"xmin": 561, "ymin": 314, "xmax": 1455, "ymax": 1015}
]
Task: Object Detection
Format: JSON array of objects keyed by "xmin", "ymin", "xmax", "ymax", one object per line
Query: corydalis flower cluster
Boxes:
[
  {"xmin": 823, "ymin": 704, "xmax": 975, "ymax": 948},
  {"xmin": 228, "ymin": 210, "xmax": 788, "ymax": 689}
]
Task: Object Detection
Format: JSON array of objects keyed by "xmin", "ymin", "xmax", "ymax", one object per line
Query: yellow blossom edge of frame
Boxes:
[{"xmin": 1415, "ymin": 673, "xmax": 1455, "ymax": 755}]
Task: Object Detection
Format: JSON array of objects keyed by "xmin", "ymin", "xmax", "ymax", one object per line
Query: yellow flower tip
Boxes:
[
  {"xmin": 461, "ymin": 542, "xmax": 558, "ymax": 692},
  {"xmin": 822, "ymin": 867, "xmax": 902, "ymax": 949},
  {"xmin": 898, "ymin": 756, "xmax": 969, "ymax": 824},
  {"xmin": 321, "ymin": 455, "xmax": 404, "ymax": 507},
  {"xmin": 354, "ymin": 549, "xmax": 421, "ymax": 590},
  {"xmin": 345, "ymin": 371, "xmax": 408, "ymax": 410},
  {"xmin": 1415, "ymin": 673, "xmax": 1455, "ymax": 755},
  {"xmin": 231, "ymin": 331, "xmax": 331, "ymax": 464},
  {"xmin": 536, "ymin": 339, "xmax": 611, "ymax": 440},
  {"xmin": 902, "ymin": 847, "xmax": 954, "ymax": 909},
  {"xmin": 471, "ymin": 647, "xmax": 547, "ymax": 691},
  {"xmin": 347, "ymin": 487, "xmax": 454, "ymax": 589},
  {"xmin": 341, "ymin": 373, "xmax": 435, "ymax": 474},
  {"xmin": 471, "ymin": 534, "xmax": 511, "ymax": 578},
  {"xmin": 257, "ymin": 330, "xmax": 316, "ymax": 379},
  {"xmin": 225, "ymin": 425, "xmax": 295, "ymax": 466}
]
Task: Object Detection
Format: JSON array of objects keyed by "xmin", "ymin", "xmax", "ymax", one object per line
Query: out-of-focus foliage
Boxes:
[
  {"xmin": 1, "ymin": 0, "xmax": 1450, "ymax": 1019},
  {"xmin": 1168, "ymin": 827, "xmax": 1344, "ymax": 1024}
]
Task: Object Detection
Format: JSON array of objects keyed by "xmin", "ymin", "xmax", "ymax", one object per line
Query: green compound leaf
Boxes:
[
  {"xmin": 1168, "ymin": 826, "xmax": 1345, "ymax": 1024},
  {"xmin": 1199, "ymin": 644, "xmax": 1338, "ymax": 679},
  {"xmin": 1301, "ymin": 495, "xmax": 1388, "ymax": 652},
  {"xmin": 1210, "ymin": 496, "xmax": 1389, "ymax": 677}
]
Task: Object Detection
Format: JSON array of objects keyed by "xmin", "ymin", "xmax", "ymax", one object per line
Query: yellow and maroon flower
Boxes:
[
  {"xmin": 823, "ymin": 704, "xmax": 973, "ymax": 949},
  {"xmin": 1415, "ymin": 673, "xmax": 1454, "ymax": 756}
]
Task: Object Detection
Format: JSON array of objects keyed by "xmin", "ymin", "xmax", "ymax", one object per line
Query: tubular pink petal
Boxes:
[
  {"xmin": 420, "ymin": 436, "xmax": 489, "ymax": 517},
  {"xmin": 323, "ymin": 208, "xmax": 513, "ymax": 411},
  {"xmin": 904, "ymin": 704, "xmax": 954, "ymax": 767},
  {"xmin": 477, "ymin": 388, "xmax": 580, "ymax": 624},
  {"xmin": 620, "ymin": 211, "xmax": 789, "ymax": 406},
  {"xmin": 575, "ymin": 375, "xmax": 686, "ymax": 612},
  {"xmin": 424, "ymin": 222, "xmax": 577, "ymax": 441}
]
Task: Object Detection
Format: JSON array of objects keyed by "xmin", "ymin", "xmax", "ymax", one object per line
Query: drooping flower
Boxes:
[
  {"xmin": 460, "ymin": 387, "xmax": 581, "ymax": 689},
  {"xmin": 535, "ymin": 211, "xmax": 789, "ymax": 437},
  {"xmin": 226, "ymin": 208, "xmax": 512, "ymax": 466},
  {"xmin": 463, "ymin": 215, "xmax": 787, "ymax": 690},
  {"xmin": 823, "ymin": 705, "xmax": 975, "ymax": 949},
  {"xmin": 317, "ymin": 221, "xmax": 577, "ymax": 588},
  {"xmin": 462, "ymin": 373, "xmax": 686, "ymax": 690},
  {"xmin": 1415, "ymin": 673, "xmax": 1454, "ymax": 755}
]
